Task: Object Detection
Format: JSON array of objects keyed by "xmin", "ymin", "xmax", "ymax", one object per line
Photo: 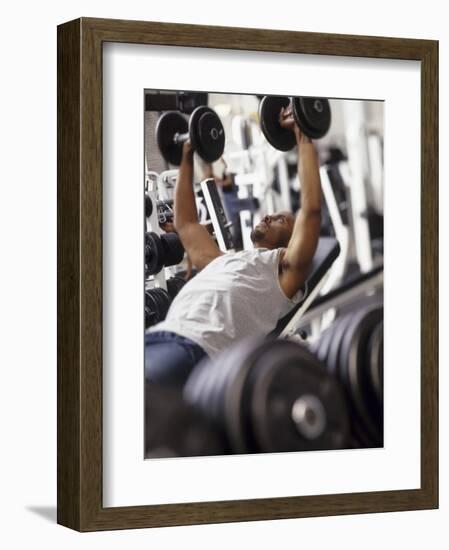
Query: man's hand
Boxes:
[
  {"xmin": 182, "ymin": 139, "xmax": 194, "ymax": 162},
  {"xmin": 279, "ymin": 105, "xmax": 311, "ymax": 145}
]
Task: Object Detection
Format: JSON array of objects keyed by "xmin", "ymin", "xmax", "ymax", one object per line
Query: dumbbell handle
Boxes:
[
  {"xmin": 288, "ymin": 97, "xmax": 325, "ymax": 113},
  {"xmin": 174, "ymin": 127, "xmax": 222, "ymax": 146},
  {"xmin": 173, "ymin": 131, "xmax": 190, "ymax": 145}
]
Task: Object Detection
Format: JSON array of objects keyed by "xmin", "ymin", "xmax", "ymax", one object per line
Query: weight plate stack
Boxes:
[
  {"xmin": 259, "ymin": 95, "xmax": 296, "ymax": 151},
  {"xmin": 292, "ymin": 97, "xmax": 331, "ymax": 139},
  {"xmin": 160, "ymin": 232, "xmax": 185, "ymax": 266},
  {"xmin": 316, "ymin": 306, "xmax": 384, "ymax": 448},
  {"xmin": 145, "ymin": 287, "xmax": 171, "ymax": 328},
  {"xmin": 244, "ymin": 340, "xmax": 349, "ymax": 453},
  {"xmin": 145, "ymin": 382, "xmax": 226, "ymax": 458},
  {"xmin": 184, "ymin": 338, "xmax": 350, "ymax": 454},
  {"xmin": 338, "ymin": 307, "xmax": 383, "ymax": 446},
  {"xmin": 145, "ymin": 232, "xmax": 165, "ymax": 277},
  {"xmin": 325, "ymin": 313, "xmax": 354, "ymax": 377},
  {"xmin": 189, "ymin": 106, "xmax": 225, "ymax": 163},
  {"xmin": 155, "ymin": 111, "xmax": 189, "ymax": 166},
  {"xmin": 184, "ymin": 344, "xmax": 246, "ymax": 453},
  {"xmin": 367, "ymin": 321, "xmax": 383, "ymax": 406},
  {"xmin": 144, "ymin": 305, "xmax": 157, "ymax": 328},
  {"xmin": 167, "ymin": 276, "xmax": 186, "ymax": 300}
]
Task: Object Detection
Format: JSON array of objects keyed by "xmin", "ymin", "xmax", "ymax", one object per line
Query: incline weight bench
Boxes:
[{"xmin": 270, "ymin": 237, "xmax": 341, "ymax": 339}]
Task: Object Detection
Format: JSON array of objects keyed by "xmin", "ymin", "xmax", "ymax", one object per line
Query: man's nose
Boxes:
[{"xmin": 264, "ymin": 215, "xmax": 271, "ymax": 225}]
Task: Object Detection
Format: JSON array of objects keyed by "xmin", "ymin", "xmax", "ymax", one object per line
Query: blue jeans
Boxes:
[{"xmin": 145, "ymin": 331, "xmax": 208, "ymax": 388}]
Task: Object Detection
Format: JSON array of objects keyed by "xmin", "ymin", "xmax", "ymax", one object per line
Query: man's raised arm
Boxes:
[
  {"xmin": 173, "ymin": 141, "xmax": 222, "ymax": 271},
  {"xmin": 279, "ymin": 107, "xmax": 322, "ymax": 298}
]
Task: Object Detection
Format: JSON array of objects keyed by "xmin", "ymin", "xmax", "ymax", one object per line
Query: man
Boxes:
[{"xmin": 145, "ymin": 105, "xmax": 322, "ymax": 387}]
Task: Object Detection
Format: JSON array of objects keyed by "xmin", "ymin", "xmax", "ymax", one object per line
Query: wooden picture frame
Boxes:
[{"xmin": 57, "ymin": 17, "xmax": 438, "ymax": 531}]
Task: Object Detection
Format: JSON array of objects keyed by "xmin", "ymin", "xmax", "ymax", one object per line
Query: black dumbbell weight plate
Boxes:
[
  {"xmin": 155, "ymin": 111, "xmax": 189, "ymax": 166},
  {"xmin": 145, "ymin": 287, "xmax": 170, "ymax": 325},
  {"xmin": 166, "ymin": 276, "xmax": 186, "ymax": 300},
  {"xmin": 215, "ymin": 340, "xmax": 261, "ymax": 453},
  {"xmin": 259, "ymin": 96, "xmax": 296, "ymax": 151},
  {"xmin": 145, "ymin": 232, "xmax": 165, "ymax": 276},
  {"xmin": 184, "ymin": 343, "xmax": 252, "ymax": 453},
  {"xmin": 160, "ymin": 232, "xmax": 185, "ymax": 266},
  {"xmin": 160, "ymin": 288, "xmax": 171, "ymax": 319},
  {"xmin": 145, "ymin": 194, "xmax": 153, "ymax": 218},
  {"xmin": 292, "ymin": 97, "xmax": 331, "ymax": 139},
  {"xmin": 339, "ymin": 307, "xmax": 383, "ymax": 446},
  {"xmin": 323, "ymin": 312, "xmax": 373, "ymax": 448},
  {"xmin": 154, "ymin": 288, "xmax": 171, "ymax": 321},
  {"xmin": 326, "ymin": 313, "xmax": 354, "ymax": 377},
  {"xmin": 368, "ymin": 320, "xmax": 383, "ymax": 405},
  {"xmin": 246, "ymin": 340, "xmax": 349, "ymax": 452},
  {"xmin": 200, "ymin": 338, "xmax": 266, "ymax": 454},
  {"xmin": 145, "ymin": 304, "xmax": 157, "ymax": 328},
  {"xmin": 189, "ymin": 106, "xmax": 225, "ymax": 163},
  {"xmin": 146, "ymin": 289, "xmax": 161, "ymax": 324},
  {"xmin": 145, "ymin": 290, "xmax": 158, "ymax": 327}
]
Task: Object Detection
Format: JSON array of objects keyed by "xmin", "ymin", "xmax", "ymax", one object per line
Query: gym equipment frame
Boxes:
[{"xmin": 57, "ymin": 17, "xmax": 438, "ymax": 531}]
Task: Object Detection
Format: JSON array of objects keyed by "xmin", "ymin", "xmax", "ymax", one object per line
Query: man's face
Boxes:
[{"xmin": 250, "ymin": 211, "xmax": 295, "ymax": 249}]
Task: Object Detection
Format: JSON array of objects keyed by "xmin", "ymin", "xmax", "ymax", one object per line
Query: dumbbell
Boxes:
[
  {"xmin": 156, "ymin": 106, "xmax": 225, "ymax": 166},
  {"xmin": 145, "ymin": 287, "xmax": 171, "ymax": 328},
  {"xmin": 145, "ymin": 194, "xmax": 153, "ymax": 217},
  {"xmin": 184, "ymin": 337, "xmax": 349, "ymax": 454},
  {"xmin": 312, "ymin": 305, "xmax": 383, "ymax": 448},
  {"xmin": 144, "ymin": 278, "xmax": 186, "ymax": 328},
  {"xmin": 145, "ymin": 196, "xmax": 175, "ymax": 226},
  {"xmin": 145, "ymin": 232, "xmax": 185, "ymax": 277},
  {"xmin": 145, "ymin": 232, "xmax": 164, "ymax": 276},
  {"xmin": 156, "ymin": 200, "xmax": 174, "ymax": 225},
  {"xmin": 166, "ymin": 276, "xmax": 186, "ymax": 300},
  {"xmin": 160, "ymin": 232, "xmax": 184, "ymax": 266},
  {"xmin": 259, "ymin": 95, "xmax": 331, "ymax": 151}
]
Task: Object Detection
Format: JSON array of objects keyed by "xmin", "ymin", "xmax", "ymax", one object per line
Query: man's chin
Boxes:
[{"xmin": 250, "ymin": 228, "xmax": 264, "ymax": 244}]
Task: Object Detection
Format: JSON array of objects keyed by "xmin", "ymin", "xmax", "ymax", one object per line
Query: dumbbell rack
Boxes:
[
  {"xmin": 199, "ymin": 178, "xmax": 234, "ymax": 252},
  {"xmin": 225, "ymin": 143, "xmax": 291, "ymax": 250},
  {"xmin": 292, "ymin": 266, "xmax": 383, "ymax": 343},
  {"xmin": 342, "ymin": 101, "xmax": 375, "ymax": 274},
  {"xmin": 146, "ymin": 167, "xmax": 236, "ymax": 264},
  {"xmin": 145, "ymin": 170, "xmax": 174, "ymax": 291},
  {"xmin": 319, "ymin": 156, "xmax": 381, "ymax": 295},
  {"xmin": 319, "ymin": 164, "xmax": 351, "ymax": 292}
]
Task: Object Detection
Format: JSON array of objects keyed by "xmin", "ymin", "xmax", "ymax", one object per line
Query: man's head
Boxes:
[{"xmin": 250, "ymin": 211, "xmax": 295, "ymax": 249}]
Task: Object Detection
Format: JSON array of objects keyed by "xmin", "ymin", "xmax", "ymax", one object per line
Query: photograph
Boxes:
[
  {"xmin": 143, "ymin": 90, "xmax": 384, "ymax": 459},
  {"xmin": 56, "ymin": 16, "xmax": 437, "ymax": 531}
]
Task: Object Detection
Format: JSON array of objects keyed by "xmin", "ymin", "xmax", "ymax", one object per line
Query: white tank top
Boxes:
[{"xmin": 149, "ymin": 247, "xmax": 304, "ymax": 358}]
